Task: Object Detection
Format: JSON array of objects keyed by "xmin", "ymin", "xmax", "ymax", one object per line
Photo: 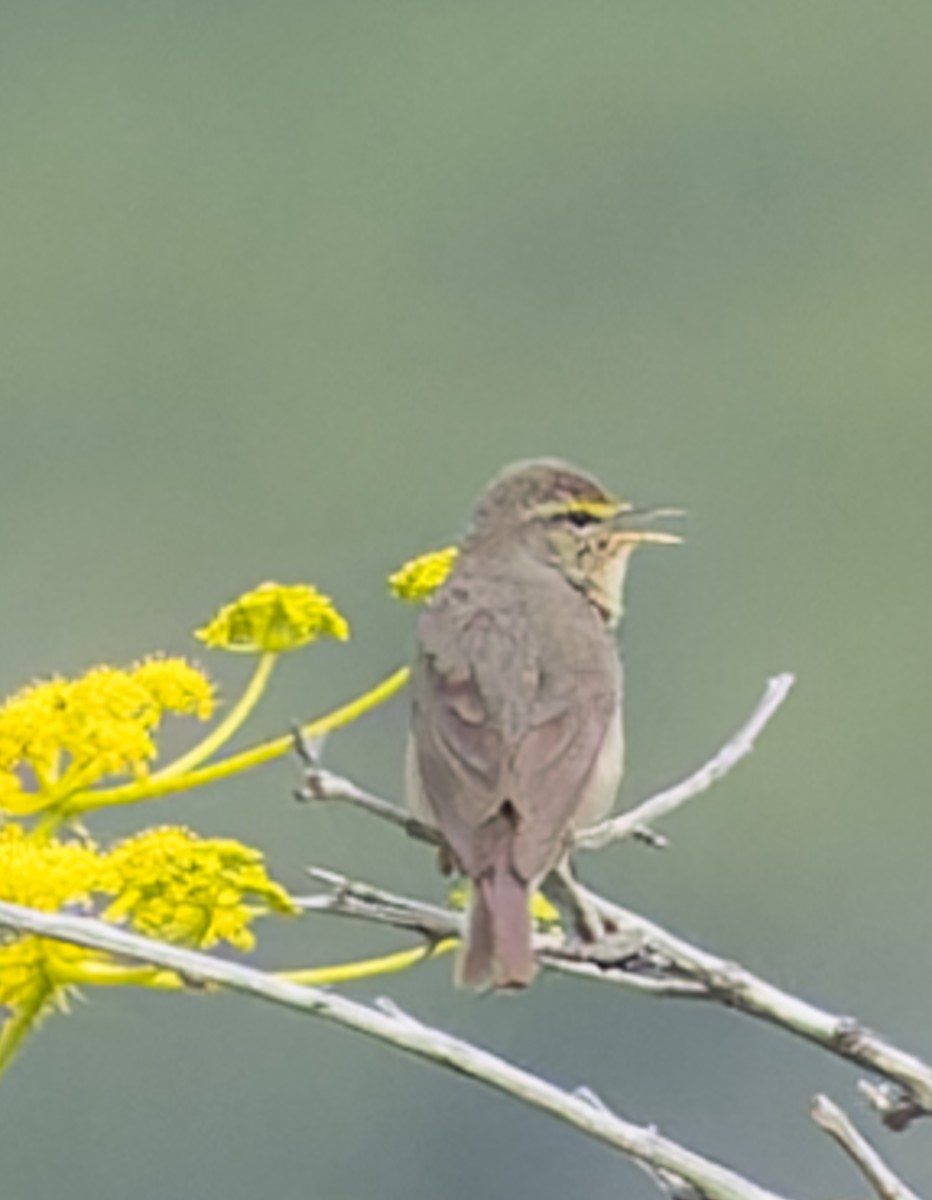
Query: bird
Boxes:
[{"xmin": 406, "ymin": 458, "xmax": 678, "ymax": 989}]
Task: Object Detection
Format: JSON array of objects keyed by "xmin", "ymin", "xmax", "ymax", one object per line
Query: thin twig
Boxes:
[
  {"xmin": 0, "ymin": 900, "xmax": 793, "ymax": 1200},
  {"xmin": 300, "ymin": 869, "xmax": 463, "ymax": 942},
  {"xmin": 296, "ymin": 764, "xmax": 441, "ymax": 846},
  {"xmin": 810, "ymin": 1095, "xmax": 921, "ymax": 1200},
  {"xmin": 575, "ymin": 674, "xmax": 795, "ymax": 851}
]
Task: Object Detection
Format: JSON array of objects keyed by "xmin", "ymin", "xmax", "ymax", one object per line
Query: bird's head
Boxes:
[{"xmin": 468, "ymin": 458, "xmax": 680, "ymax": 625}]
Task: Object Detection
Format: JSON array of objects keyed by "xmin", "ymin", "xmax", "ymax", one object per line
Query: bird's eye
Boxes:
[{"xmin": 564, "ymin": 509, "xmax": 599, "ymax": 529}]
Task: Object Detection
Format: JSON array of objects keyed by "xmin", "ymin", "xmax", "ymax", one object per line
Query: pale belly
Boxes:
[{"xmin": 571, "ymin": 702, "xmax": 623, "ymax": 831}]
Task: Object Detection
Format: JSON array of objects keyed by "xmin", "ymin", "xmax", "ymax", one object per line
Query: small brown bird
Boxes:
[{"xmin": 406, "ymin": 459, "xmax": 677, "ymax": 989}]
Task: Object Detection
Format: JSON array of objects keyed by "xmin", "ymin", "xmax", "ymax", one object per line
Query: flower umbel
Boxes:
[
  {"xmin": 103, "ymin": 827, "xmax": 297, "ymax": 951},
  {"xmin": 389, "ymin": 547, "xmax": 459, "ymax": 602},
  {"xmin": 132, "ymin": 658, "xmax": 215, "ymax": 721},
  {"xmin": 197, "ymin": 583, "xmax": 350, "ymax": 653},
  {"xmin": 0, "ymin": 824, "xmax": 108, "ymax": 911},
  {"xmin": 0, "ymin": 576, "xmax": 422, "ymax": 1079},
  {"xmin": 0, "ymin": 824, "xmax": 113, "ymax": 1010},
  {"xmin": 0, "ymin": 822, "xmax": 296, "ymax": 1016},
  {"xmin": 0, "ymin": 660, "xmax": 215, "ymax": 815}
]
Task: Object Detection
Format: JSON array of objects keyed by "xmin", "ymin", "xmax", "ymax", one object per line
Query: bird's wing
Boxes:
[
  {"xmin": 410, "ymin": 572, "xmax": 618, "ymax": 883},
  {"xmin": 506, "ymin": 681, "xmax": 618, "ymax": 881}
]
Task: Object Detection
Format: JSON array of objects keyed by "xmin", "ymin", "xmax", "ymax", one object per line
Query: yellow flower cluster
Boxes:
[
  {"xmin": 0, "ymin": 823, "xmax": 294, "ymax": 1009},
  {"xmin": 0, "ymin": 568, "xmax": 439, "ymax": 1061},
  {"xmin": 0, "ymin": 824, "xmax": 110, "ymax": 1010},
  {"xmin": 388, "ymin": 547, "xmax": 459, "ymax": 602},
  {"xmin": 0, "ymin": 824, "xmax": 105, "ymax": 910},
  {"xmin": 131, "ymin": 658, "xmax": 216, "ymax": 721},
  {"xmin": 0, "ymin": 659, "xmax": 214, "ymax": 815},
  {"xmin": 197, "ymin": 583, "xmax": 350, "ymax": 653},
  {"xmin": 103, "ymin": 827, "xmax": 296, "ymax": 951}
]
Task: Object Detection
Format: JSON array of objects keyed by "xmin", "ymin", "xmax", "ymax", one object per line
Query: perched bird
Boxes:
[{"xmin": 406, "ymin": 459, "xmax": 678, "ymax": 989}]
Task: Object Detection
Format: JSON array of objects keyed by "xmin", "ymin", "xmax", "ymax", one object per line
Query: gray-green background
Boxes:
[{"xmin": 2, "ymin": 4, "xmax": 931, "ymax": 1197}]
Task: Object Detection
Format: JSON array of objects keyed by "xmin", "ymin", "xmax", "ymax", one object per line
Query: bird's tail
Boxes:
[{"xmin": 456, "ymin": 863, "xmax": 537, "ymax": 990}]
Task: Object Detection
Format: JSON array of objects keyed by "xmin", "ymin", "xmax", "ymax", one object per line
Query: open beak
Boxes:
[{"xmin": 605, "ymin": 504, "xmax": 684, "ymax": 546}]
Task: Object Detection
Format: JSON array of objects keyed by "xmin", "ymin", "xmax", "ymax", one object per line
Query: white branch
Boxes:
[
  {"xmin": 296, "ymin": 871, "xmax": 707, "ymax": 998},
  {"xmin": 810, "ymin": 1095, "xmax": 921, "ymax": 1200},
  {"xmin": 296, "ymin": 767, "xmax": 441, "ymax": 845},
  {"xmin": 582, "ymin": 890, "xmax": 932, "ymax": 1130},
  {"xmin": 575, "ymin": 674, "xmax": 795, "ymax": 851},
  {"xmin": 0, "ymin": 899, "xmax": 792, "ymax": 1200},
  {"xmin": 297, "ymin": 870, "xmax": 932, "ymax": 1128}
]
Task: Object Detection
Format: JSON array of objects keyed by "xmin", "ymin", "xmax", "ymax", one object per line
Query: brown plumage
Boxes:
[{"xmin": 406, "ymin": 459, "xmax": 675, "ymax": 989}]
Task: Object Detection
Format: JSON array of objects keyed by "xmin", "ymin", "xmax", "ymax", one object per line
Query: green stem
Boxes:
[
  {"xmin": 0, "ymin": 983, "xmax": 51, "ymax": 1080},
  {"xmin": 55, "ymin": 937, "xmax": 455, "ymax": 992},
  {"xmin": 154, "ymin": 652, "xmax": 278, "ymax": 781},
  {"xmin": 49, "ymin": 959, "xmax": 182, "ymax": 990},
  {"xmin": 279, "ymin": 939, "xmax": 456, "ymax": 986},
  {"xmin": 59, "ymin": 665, "xmax": 410, "ymax": 818}
]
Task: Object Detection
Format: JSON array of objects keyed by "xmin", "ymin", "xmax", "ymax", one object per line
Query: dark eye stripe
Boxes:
[{"xmin": 563, "ymin": 509, "xmax": 600, "ymax": 528}]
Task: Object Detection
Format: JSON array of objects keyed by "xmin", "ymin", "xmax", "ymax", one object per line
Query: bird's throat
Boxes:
[{"xmin": 584, "ymin": 549, "xmax": 634, "ymax": 628}]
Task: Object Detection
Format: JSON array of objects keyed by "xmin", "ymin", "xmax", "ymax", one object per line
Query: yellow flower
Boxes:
[
  {"xmin": 196, "ymin": 583, "xmax": 349, "ymax": 653},
  {"xmin": 0, "ymin": 676, "xmax": 71, "ymax": 786},
  {"xmin": 529, "ymin": 891, "xmax": 561, "ymax": 927},
  {"xmin": 131, "ymin": 657, "xmax": 215, "ymax": 721},
  {"xmin": 0, "ymin": 822, "xmax": 295, "ymax": 1010},
  {"xmin": 447, "ymin": 880, "xmax": 561, "ymax": 929},
  {"xmin": 0, "ymin": 825, "xmax": 114, "ymax": 1009},
  {"xmin": 0, "ymin": 824, "xmax": 110, "ymax": 910},
  {"xmin": 104, "ymin": 826, "xmax": 297, "ymax": 951},
  {"xmin": 389, "ymin": 547, "xmax": 459, "ymax": 602},
  {"xmin": 0, "ymin": 659, "xmax": 215, "ymax": 813}
]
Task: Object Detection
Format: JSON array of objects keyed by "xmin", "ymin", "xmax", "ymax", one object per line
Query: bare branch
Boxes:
[
  {"xmin": 297, "ymin": 871, "xmax": 932, "ymax": 1127},
  {"xmin": 290, "ymin": 673, "xmax": 932, "ymax": 1128},
  {"xmin": 810, "ymin": 1095, "xmax": 921, "ymax": 1200},
  {"xmin": 0, "ymin": 899, "xmax": 794, "ymax": 1200},
  {"xmin": 575, "ymin": 674, "xmax": 795, "ymax": 852},
  {"xmin": 300, "ymin": 869, "xmax": 463, "ymax": 943},
  {"xmin": 295, "ymin": 872, "xmax": 707, "ymax": 998},
  {"xmin": 581, "ymin": 890, "xmax": 932, "ymax": 1130}
]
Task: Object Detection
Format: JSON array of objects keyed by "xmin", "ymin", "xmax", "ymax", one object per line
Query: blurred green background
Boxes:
[{"xmin": 2, "ymin": 3, "xmax": 931, "ymax": 1197}]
